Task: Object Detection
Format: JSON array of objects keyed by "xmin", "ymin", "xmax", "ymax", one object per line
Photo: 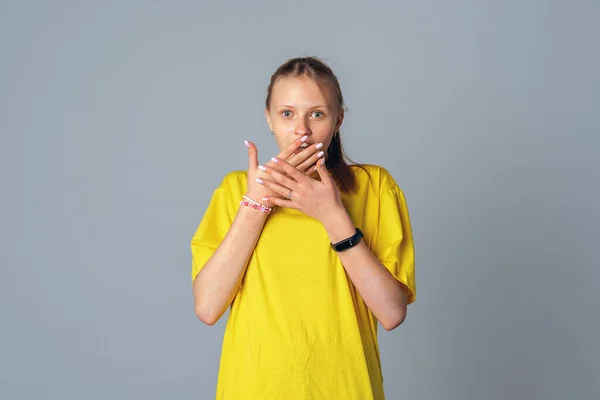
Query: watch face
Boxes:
[{"xmin": 331, "ymin": 228, "xmax": 363, "ymax": 252}]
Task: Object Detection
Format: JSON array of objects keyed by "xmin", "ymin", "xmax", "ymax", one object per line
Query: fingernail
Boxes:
[
  {"xmin": 321, "ymin": 158, "xmax": 326, "ymax": 165},
  {"xmin": 258, "ymin": 165, "xmax": 266, "ymax": 171},
  {"xmin": 314, "ymin": 166, "xmax": 317, "ymax": 171},
  {"xmin": 244, "ymin": 140, "xmax": 250, "ymax": 148},
  {"xmin": 317, "ymin": 151, "xmax": 324, "ymax": 158},
  {"xmin": 262, "ymin": 197, "xmax": 269, "ymax": 201},
  {"xmin": 271, "ymin": 157, "xmax": 279, "ymax": 163},
  {"xmin": 256, "ymin": 178, "xmax": 263, "ymax": 184},
  {"xmin": 301, "ymin": 135, "xmax": 308, "ymax": 142},
  {"xmin": 316, "ymin": 143, "xmax": 323, "ymax": 149}
]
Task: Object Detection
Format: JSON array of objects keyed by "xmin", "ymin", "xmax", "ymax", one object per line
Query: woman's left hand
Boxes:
[{"xmin": 257, "ymin": 157, "xmax": 344, "ymax": 223}]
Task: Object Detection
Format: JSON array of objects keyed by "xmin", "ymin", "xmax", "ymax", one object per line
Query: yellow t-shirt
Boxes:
[{"xmin": 191, "ymin": 164, "xmax": 416, "ymax": 400}]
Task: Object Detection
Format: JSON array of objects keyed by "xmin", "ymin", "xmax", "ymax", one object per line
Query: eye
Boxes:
[
  {"xmin": 281, "ymin": 110, "xmax": 293, "ymax": 118},
  {"xmin": 312, "ymin": 111, "xmax": 324, "ymax": 118}
]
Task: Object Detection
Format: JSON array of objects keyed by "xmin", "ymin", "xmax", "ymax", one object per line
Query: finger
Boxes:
[
  {"xmin": 303, "ymin": 161, "xmax": 318, "ymax": 176},
  {"xmin": 259, "ymin": 163, "xmax": 299, "ymax": 190},
  {"xmin": 255, "ymin": 176, "xmax": 292, "ymax": 199},
  {"xmin": 245, "ymin": 140, "xmax": 258, "ymax": 171},
  {"xmin": 276, "ymin": 135, "xmax": 309, "ymax": 162},
  {"xmin": 316, "ymin": 157, "xmax": 332, "ymax": 186},
  {"xmin": 295, "ymin": 147, "xmax": 325, "ymax": 171},
  {"xmin": 285, "ymin": 142, "xmax": 323, "ymax": 168},
  {"xmin": 265, "ymin": 186, "xmax": 286, "ymax": 199},
  {"xmin": 306, "ymin": 169, "xmax": 319, "ymax": 180},
  {"xmin": 262, "ymin": 196, "xmax": 294, "ymax": 209},
  {"xmin": 270, "ymin": 157, "xmax": 309, "ymax": 185},
  {"xmin": 255, "ymin": 169, "xmax": 288, "ymax": 198}
]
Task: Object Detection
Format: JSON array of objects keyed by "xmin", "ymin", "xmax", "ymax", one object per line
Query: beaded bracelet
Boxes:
[
  {"xmin": 242, "ymin": 195, "xmax": 262, "ymax": 206},
  {"xmin": 240, "ymin": 199, "xmax": 272, "ymax": 214},
  {"xmin": 242, "ymin": 195, "xmax": 273, "ymax": 213}
]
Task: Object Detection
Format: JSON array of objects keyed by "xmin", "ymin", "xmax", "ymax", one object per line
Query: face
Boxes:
[{"xmin": 265, "ymin": 75, "xmax": 344, "ymax": 154}]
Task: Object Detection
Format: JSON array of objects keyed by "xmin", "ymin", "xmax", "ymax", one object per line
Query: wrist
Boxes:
[
  {"xmin": 240, "ymin": 193, "xmax": 274, "ymax": 215},
  {"xmin": 322, "ymin": 207, "xmax": 356, "ymax": 243},
  {"xmin": 244, "ymin": 191, "xmax": 276, "ymax": 209},
  {"xmin": 238, "ymin": 199, "xmax": 271, "ymax": 221}
]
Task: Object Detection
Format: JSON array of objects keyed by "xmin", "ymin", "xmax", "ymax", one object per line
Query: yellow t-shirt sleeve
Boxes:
[
  {"xmin": 375, "ymin": 186, "xmax": 416, "ymax": 304},
  {"xmin": 190, "ymin": 186, "xmax": 228, "ymax": 282},
  {"xmin": 190, "ymin": 172, "xmax": 244, "ymax": 282}
]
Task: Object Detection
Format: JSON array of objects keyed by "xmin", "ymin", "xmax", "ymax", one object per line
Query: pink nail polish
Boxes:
[
  {"xmin": 316, "ymin": 143, "xmax": 323, "ymax": 149},
  {"xmin": 317, "ymin": 151, "xmax": 324, "ymax": 158},
  {"xmin": 301, "ymin": 135, "xmax": 308, "ymax": 142},
  {"xmin": 271, "ymin": 157, "xmax": 279, "ymax": 163},
  {"xmin": 256, "ymin": 178, "xmax": 263, "ymax": 184},
  {"xmin": 258, "ymin": 165, "xmax": 266, "ymax": 171},
  {"xmin": 244, "ymin": 140, "xmax": 250, "ymax": 148},
  {"xmin": 321, "ymin": 158, "xmax": 326, "ymax": 165},
  {"xmin": 262, "ymin": 198, "xmax": 269, "ymax": 201}
]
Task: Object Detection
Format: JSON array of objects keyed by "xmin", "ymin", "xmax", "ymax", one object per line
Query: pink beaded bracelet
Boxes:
[{"xmin": 240, "ymin": 200, "xmax": 272, "ymax": 214}]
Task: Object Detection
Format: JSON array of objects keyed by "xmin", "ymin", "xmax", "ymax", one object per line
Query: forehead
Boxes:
[{"xmin": 270, "ymin": 75, "xmax": 334, "ymax": 107}]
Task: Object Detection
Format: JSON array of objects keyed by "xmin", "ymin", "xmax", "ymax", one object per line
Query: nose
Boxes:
[{"xmin": 295, "ymin": 116, "xmax": 311, "ymax": 137}]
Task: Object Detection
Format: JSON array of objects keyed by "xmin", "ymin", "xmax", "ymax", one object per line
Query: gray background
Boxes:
[{"xmin": 2, "ymin": 0, "xmax": 599, "ymax": 399}]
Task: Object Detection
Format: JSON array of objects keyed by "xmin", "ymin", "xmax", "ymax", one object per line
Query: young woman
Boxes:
[{"xmin": 191, "ymin": 56, "xmax": 416, "ymax": 400}]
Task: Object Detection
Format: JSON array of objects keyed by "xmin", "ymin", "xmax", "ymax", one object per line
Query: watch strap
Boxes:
[{"xmin": 331, "ymin": 228, "xmax": 364, "ymax": 252}]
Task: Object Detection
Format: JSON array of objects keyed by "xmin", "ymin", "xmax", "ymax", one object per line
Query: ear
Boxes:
[
  {"xmin": 265, "ymin": 108, "xmax": 273, "ymax": 131},
  {"xmin": 334, "ymin": 107, "xmax": 345, "ymax": 132}
]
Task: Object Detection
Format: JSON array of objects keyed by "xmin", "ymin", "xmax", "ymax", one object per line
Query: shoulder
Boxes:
[
  {"xmin": 217, "ymin": 170, "xmax": 248, "ymax": 191},
  {"xmin": 350, "ymin": 164, "xmax": 403, "ymax": 195},
  {"xmin": 210, "ymin": 170, "xmax": 248, "ymax": 204}
]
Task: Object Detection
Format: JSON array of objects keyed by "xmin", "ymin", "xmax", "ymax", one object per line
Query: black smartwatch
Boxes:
[{"xmin": 330, "ymin": 228, "xmax": 364, "ymax": 252}]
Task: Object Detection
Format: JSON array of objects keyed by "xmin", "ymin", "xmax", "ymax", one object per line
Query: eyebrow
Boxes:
[{"xmin": 278, "ymin": 104, "xmax": 329, "ymax": 109}]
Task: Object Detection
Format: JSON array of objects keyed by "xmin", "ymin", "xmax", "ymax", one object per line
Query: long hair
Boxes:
[{"xmin": 265, "ymin": 56, "xmax": 362, "ymax": 193}]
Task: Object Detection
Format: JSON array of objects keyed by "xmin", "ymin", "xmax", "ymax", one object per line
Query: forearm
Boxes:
[
  {"xmin": 193, "ymin": 205, "xmax": 268, "ymax": 325},
  {"xmin": 323, "ymin": 209, "xmax": 408, "ymax": 330}
]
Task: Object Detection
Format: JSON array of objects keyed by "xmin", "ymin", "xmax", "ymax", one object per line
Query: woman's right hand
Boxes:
[{"xmin": 245, "ymin": 136, "xmax": 325, "ymax": 208}]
